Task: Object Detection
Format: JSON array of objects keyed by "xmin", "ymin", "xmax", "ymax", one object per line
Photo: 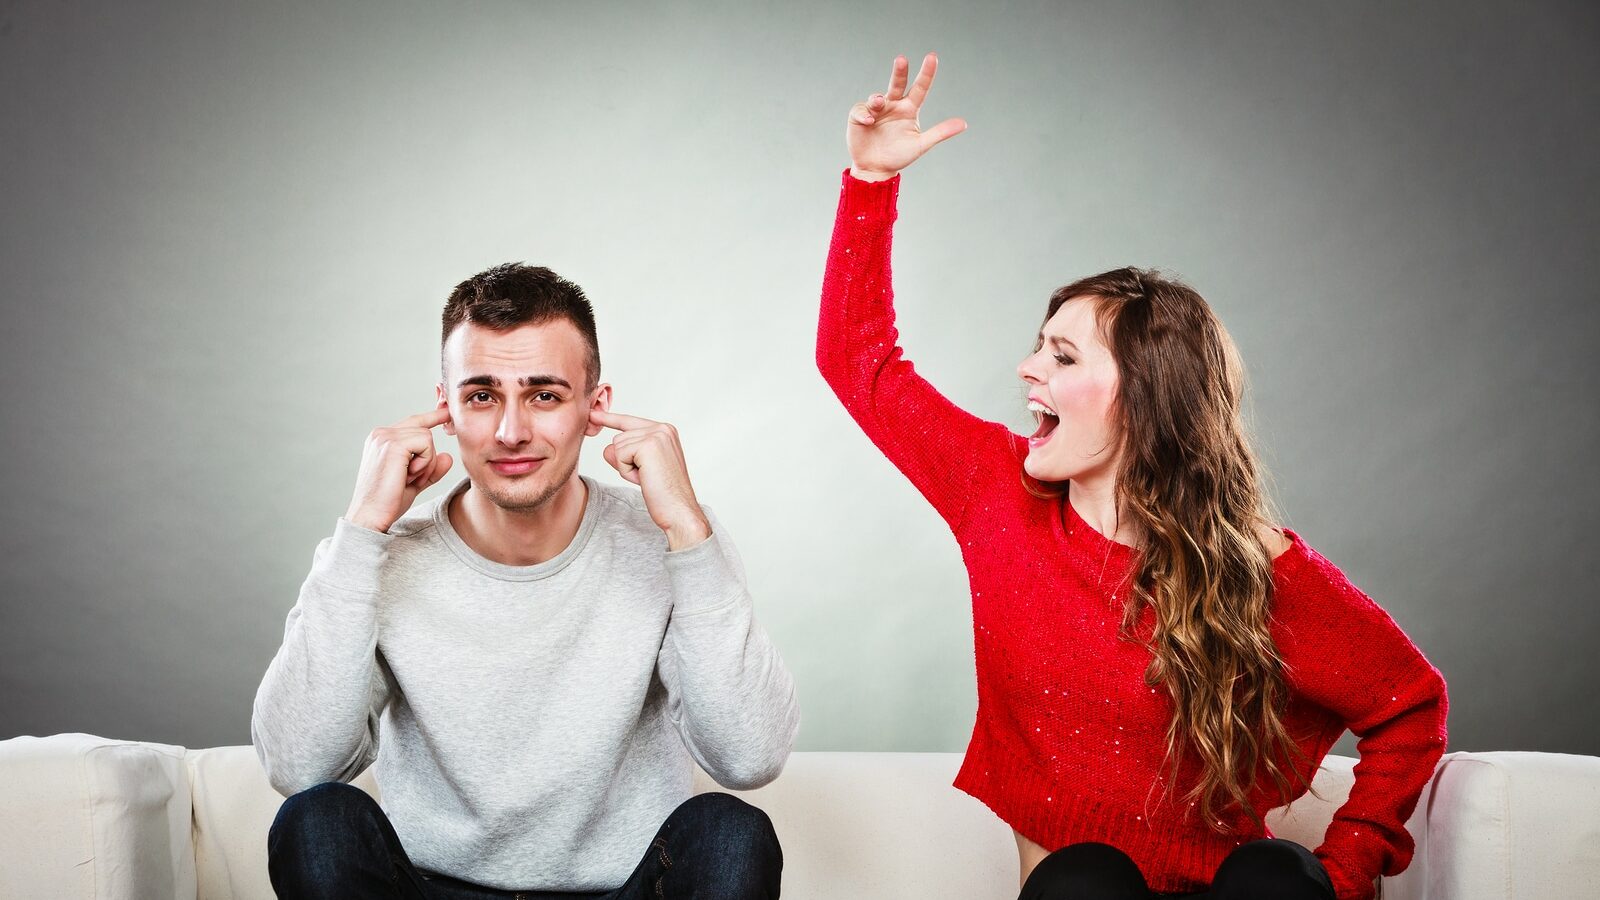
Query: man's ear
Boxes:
[
  {"xmin": 584, "ymin": 383, "xmax": 613, "ymax": 437},
  {"xmin": 436, "ymin": 383, "xmax": 455, "ymax": 436}
]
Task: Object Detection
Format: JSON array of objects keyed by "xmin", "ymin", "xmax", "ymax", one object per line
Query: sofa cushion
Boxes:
[
  {"xmin": 1264, "ymin": 753, "xmax": 1357, "ymax": 848},
  {"xmin": 0, "ymin": 733, "xmax": 195, "ymax": 900},
  {"xmin": 187, "ymin": 745, "xmax": 379, "ymax": 900},
  {"xmin": 695, "ymin": 751, "xmax": 1019, "ymax": 898},
  {"xmin": 185, "ymin": 748, "xmax": 1366, "ymax": 900}
]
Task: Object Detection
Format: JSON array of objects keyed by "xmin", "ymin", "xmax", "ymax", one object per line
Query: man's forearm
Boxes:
[
  {"xmin": 251, "ymin": 521, "xmax": 391, "ymax": 795},
  {"xmin": 659, "ymin": 524, "xmax": 799, "ymax": 789}
]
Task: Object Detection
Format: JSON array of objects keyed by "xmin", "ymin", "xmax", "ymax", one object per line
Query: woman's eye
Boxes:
[{"xmin": 1054, "ymin": 353, "xmax": 1075, "ymax": 366}]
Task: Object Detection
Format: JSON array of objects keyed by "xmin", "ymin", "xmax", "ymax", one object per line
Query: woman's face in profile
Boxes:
[{"xmin": 1016, "ymin": 296, "xmax": 1122, "ymax": 485}]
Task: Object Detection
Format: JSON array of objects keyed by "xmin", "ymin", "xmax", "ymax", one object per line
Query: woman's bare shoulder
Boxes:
[{"xmin": 1255, "ymin": 523, "xmax": 1293, "ymax": 560}]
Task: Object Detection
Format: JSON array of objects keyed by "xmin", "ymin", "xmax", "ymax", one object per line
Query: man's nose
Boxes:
[{"xmin": 496, "ymin": 405, "xmax": 533, "ymax": 446}]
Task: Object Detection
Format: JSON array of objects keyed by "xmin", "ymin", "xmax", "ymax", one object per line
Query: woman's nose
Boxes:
[{"xmin": 1017, "ymin": 352, "xmax": 1043, "ymax": 384}]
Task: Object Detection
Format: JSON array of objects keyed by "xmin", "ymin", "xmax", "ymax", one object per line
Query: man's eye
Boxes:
[
  {"xmin": 535, "ymin": 392, "xmax": 559, "ymax": 402},
  {"xmin": 468, "ymin": 391, "xmax": 493, "ymax": 403}
]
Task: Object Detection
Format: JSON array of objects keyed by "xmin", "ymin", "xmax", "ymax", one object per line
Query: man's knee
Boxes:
[
  {"xmin": 267, "ymin": 782, "xmax": 396, "ymax": 897},
  {"xmin": 662, "ymin": 792, "xmax": 782, "ymax": 897},
  {"xmin": 673, "ymin": 792, "xmax": 780, "ymax": 858},
  {"xmin": 269, "ymin": 782, "xmax": 383, "ymax": 854},
  {"xmin": 1021, "ymin": 842, "xmax": 1147, "ymax": 900}
]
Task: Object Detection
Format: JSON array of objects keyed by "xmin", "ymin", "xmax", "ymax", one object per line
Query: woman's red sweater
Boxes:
[{"xmin": 816, "ymin": 169, "xmax": 1448, "ymax": 900}]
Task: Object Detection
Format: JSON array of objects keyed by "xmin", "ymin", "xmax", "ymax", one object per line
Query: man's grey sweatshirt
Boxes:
[{"xmin": 250, "ymin": 476, "xmax": 800, "ymax": 891}]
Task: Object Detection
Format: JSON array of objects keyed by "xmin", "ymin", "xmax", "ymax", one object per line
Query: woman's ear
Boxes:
[
  {"xmin": 435, "ymin": 384, "xmax": 455, "ymax": 436},
  {"xmin": 585, "ymin": 383, "xmax": 613, "ymax": 437}
]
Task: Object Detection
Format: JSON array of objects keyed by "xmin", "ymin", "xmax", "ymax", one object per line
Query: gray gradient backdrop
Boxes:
[{"xmin": 2, "ymin": 1, "xmax": 1596, "ymax": 758}]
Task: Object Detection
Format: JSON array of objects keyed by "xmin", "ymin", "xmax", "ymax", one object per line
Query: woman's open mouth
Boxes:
[{"xmin": 1027, "ymin": 399, "xmax": 1059, "ymax": 449}]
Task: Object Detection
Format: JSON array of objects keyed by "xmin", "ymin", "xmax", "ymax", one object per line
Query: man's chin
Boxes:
[{"xmin": 469, "ymin": 461, "xmax": 577, "ymax": 511}]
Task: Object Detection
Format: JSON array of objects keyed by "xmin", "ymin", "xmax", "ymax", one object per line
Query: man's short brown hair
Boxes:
[{"xmin": 441, "ymin": 263, "xmax": 600, "ymax": 391}]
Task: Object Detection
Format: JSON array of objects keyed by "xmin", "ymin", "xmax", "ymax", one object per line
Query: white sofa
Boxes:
[{"xmin": 1, "ymin": 734, "xmax": 1597, "ymax": 899}]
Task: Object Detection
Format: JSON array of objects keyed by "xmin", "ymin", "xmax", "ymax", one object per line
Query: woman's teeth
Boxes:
[{"xmin": 1028, "ymin": 399, "xmax": 1059, "ymax": 443}]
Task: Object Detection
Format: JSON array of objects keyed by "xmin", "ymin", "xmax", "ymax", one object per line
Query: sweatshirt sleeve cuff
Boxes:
[
  {"xmin": 663, "ymin": 528, "xmax": 746, "ymax": 616},
  {"xmin": 838, "ymin": 167, "xmax": 901, "ymax": 221},
  {"xmin": 311, "ymin": 517, "xmax": 395, "ymax": 594}
]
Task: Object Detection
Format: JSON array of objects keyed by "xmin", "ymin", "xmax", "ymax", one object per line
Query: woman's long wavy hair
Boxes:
[{"xmin": 1031, "ymin": 267, "xmax": 1309, "ymax": 830}]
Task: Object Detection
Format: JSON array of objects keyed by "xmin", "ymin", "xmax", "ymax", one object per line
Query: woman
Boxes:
[{"xmin": 817, "ymin": 54, "xmax": 1447, "ymax": 900}]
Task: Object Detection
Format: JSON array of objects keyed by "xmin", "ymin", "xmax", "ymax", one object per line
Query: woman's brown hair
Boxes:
[{"xmin": 1033, "ymin": 267, "xmax": 1308, "ymax": 830}]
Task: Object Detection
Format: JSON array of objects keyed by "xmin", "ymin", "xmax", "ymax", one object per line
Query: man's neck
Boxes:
[{"xmin": 447, "ymin": 475, "xmax": 589, "ymax": 567}]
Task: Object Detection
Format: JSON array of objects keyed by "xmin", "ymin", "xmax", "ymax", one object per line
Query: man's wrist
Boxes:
[
  {"xmin": 664, "ymin": 514, "xmax": 713, "ymax": 551},
  {"xmin": 343, "ymin": 510, "xmax": 390, "ymax": 534}
]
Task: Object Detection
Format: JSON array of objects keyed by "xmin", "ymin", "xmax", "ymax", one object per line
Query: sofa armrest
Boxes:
[
  {"xmin": 0, "ymin": 733, "xmax": 196, "ymax": 900},
  {"xmin": 1396, "ymin": 751, "xmax": 1600, "ymax": 900}
]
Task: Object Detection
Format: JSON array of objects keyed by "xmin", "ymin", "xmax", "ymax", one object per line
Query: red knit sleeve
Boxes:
[
  {"xmin": 1270, "ymin": 535, "xmax": 1449, "ymax": 900},
  {"xmin": 816, "ymin": 169, "xmax": 1012, "ymax": 530}
]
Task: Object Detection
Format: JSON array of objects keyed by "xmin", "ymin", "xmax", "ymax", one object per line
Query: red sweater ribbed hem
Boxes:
[{"xmin": 955, "ymin": 725, "xmax": 1273, "ymax": 895}]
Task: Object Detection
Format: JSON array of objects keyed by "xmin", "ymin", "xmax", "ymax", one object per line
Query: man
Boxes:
[{"xmin": 252, "ymin": 263, "xmax": 799, "ymax": 899}]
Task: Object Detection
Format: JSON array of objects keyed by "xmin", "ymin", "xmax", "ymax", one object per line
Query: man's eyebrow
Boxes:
[
  {"xmin": 518, "ymin": 375, "xmax": 572, "ymax": 390},
  {"xmin": 456, "ymin": 374, "xmax": 573, "ymax": 390}
]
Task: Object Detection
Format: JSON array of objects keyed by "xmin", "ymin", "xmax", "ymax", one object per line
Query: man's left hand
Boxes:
[{"xmin": 591, "ymin": 409, "xmax": 712, "ymax": 551}]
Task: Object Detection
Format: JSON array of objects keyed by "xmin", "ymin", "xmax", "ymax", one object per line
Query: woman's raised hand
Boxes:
[{"xmin": 847, "ymin": 53, "xmax": 967, "ymax": 182}]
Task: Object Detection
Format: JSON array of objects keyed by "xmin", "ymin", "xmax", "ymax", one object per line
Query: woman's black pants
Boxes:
[{"xmin": 1018, "ymin": 839, "xmax": 1337, "ymax": 900}]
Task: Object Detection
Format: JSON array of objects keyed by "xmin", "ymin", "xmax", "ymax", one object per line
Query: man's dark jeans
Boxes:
[{"xmin": 267, "ymin": 782, "xmax": 782, "ymax": 900}]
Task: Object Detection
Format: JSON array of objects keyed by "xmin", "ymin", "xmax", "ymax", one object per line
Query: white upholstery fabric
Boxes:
[
  {"xmin": 0, "ymin": 733, "xmax": 195, "ymax": 900},
  {"xmin": 179, "ymin": 747, "xmax": 1378, "ymax": 899},
  {"xmin": 1264, "ymin": 754, "xmax": 1356, "ymax": 850},
  {"xmin": 694, "ymin": 752, "xmax": 1019, "ymax": 898},
  {"xmin": 3, "ymin": 736, "xmax": 1599, "ymax": 900},
  {"xmin": 1418, "ymin": 751, "xmax": 1600, "ymax": 900},
  {"xmin": 187, "ymin": 745, "xmax": 380, "ymax": 900}
]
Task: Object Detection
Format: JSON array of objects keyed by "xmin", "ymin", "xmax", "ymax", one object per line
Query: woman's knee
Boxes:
[
  {"xmin": 1020, "ymin": 842, "xmax": 1148, "ymax": 900},
  {"xmin": 1209, "ymin": 839, "xmax": 1334, "ymax": 900}
]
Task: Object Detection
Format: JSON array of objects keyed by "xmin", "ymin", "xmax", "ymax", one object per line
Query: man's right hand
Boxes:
[
  {"xmin": 846, "ymin": 52, "xmax": 967, "ymax": 182},
  {"xmin": 344, "ymin": 407, "xmax": 454, "ymax": 533}
]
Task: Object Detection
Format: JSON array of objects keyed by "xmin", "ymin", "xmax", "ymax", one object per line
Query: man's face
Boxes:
[{"xmin": 436, "ymin": 319, "xmax": 608, "ymax": 512}]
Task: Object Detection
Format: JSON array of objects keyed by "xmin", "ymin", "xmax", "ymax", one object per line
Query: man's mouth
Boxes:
[
  {"xmin": 489, "ymin": 457, "xmax": 545, "ymax": 476},
  {"xmin": 1026, "ymin": 399, "xmax": 1059, "ymax": 448}
]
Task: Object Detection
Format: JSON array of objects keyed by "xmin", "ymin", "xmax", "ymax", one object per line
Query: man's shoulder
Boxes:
[
  {"xmin": 588, "ymin": 478, "xmax": 716, "ymax": 543},
  {"xmin": 590, "ymin": 478, "xmax": 656, "ymax": 532},
  {"xmin": 384, "ymin": 494, "xmax": 448, "ymax": 542}
]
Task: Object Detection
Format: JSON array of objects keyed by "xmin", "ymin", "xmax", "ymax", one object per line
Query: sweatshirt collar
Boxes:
[{"xmin": 430, "ymin": 475, "xmax": 603, "ymax": 581}]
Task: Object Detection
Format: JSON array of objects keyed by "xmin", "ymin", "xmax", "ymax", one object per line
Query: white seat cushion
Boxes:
[
  {"xmin": 187, "ymin": 744, "xmax": 379, "ymax": 900},
  {"xmin": 696, "ymin": 751, "xmax": 1019, "ymax": 899},
  {"xmin": 183, "ymin": 747, "xmax": 1366, "ymax": 899}
]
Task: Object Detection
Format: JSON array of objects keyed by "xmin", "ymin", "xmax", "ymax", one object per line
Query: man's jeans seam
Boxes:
[{"xmin": 651, "ymin": 835, "xmax": 672, "ymax": 898}]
